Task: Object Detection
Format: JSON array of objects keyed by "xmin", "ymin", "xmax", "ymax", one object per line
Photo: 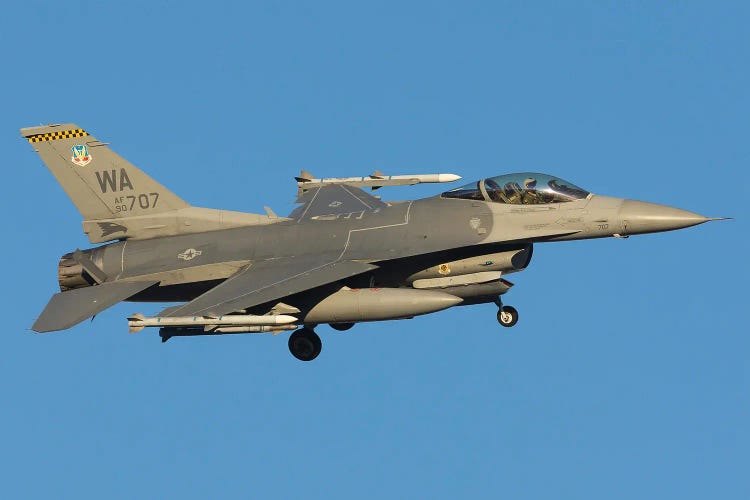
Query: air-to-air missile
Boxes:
[
  {"xmin": 23, "ymin": 123, "xmax": 729, "ymax": 361},
  {"xmin": 296, "ymin": 170, "xmax": 461, "ymax": 193},
  {"xmin": 156, "ymin": 325, "xmax": 298, "ymax": 343},
  {"xmin": 127, "ymin": 313, "xmax": 298, "ymax": 332},
  {"xmin": 130, "ymin": 287, "xmax": 464, "ymax": 333}
]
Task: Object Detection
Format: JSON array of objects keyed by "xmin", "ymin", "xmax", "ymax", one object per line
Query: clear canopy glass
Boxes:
[{"xmin": 442, "ymin": 173, "xmax": 589, "ymax": 205}]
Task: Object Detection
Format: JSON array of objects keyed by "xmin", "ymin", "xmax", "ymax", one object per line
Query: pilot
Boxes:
[
  {"xmin": 484, "ymin": 179, "xmax": 506, "ymax": 203},
  {"xmin": 522, "ymin": 177, "xmax": 545, "ymax": 204},
  {"xmin": 503, "ymin": 182, "xmax": 523, "ymax": 204}
]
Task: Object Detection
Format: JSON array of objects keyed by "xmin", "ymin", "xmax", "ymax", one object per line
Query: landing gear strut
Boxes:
[
  {"xmin": 494, "ymin": 296, "xmax": 519, "ymax": 328},
  {"xmin": 288, "ymin": 328, "xmax": 322, "ymax": 361}
]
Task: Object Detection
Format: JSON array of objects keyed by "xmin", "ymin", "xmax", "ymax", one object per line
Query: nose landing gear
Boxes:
[
  {"xmin": 288, "ymin": 328, "xmax": 322, "ymax": 361},
  {"xmin": 497, "ymin": 306, "xmax": 519, "ymax": 327},
  {"xmin": 494, "ymin": 297, "xmax": 519, "ymax": 328}
]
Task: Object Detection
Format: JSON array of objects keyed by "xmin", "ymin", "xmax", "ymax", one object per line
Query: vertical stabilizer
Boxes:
[{"xmin": 21, "ymin": 123, "xmax": 189, "ymax": 220}]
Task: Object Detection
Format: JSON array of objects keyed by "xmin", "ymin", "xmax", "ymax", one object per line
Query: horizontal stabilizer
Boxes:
[{"xmin": 32, "ymin": 280, "xmax": 158, "ymax": 333}]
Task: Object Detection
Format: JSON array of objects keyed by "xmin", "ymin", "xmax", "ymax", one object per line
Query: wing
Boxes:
[
  {"xmin": 33, "ymin": 280, "xmax": 159, "ymax": 333},
  {"xmin": 289, "ymin": 185, "xmax": 388, "ymax": 220},
  {"xmin": 163, "ymin": 257, "xmax": 377, "ymax": 317}
]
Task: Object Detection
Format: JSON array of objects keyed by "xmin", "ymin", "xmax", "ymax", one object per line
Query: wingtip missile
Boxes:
[
  {"xmin": 436, "ymin": 173, "xmax": 462, "ymax": 183},
  {"xmin": 296, "ymin": 172, "xmax": 462, "ymax": 191},
  {"xmin": 295, "ymin": 169, "xmax": 315, "ymax": 183}
]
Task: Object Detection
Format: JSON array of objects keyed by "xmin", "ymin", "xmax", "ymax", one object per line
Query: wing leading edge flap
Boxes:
[
  {"xmin": 164, "ymin": 258, "xmax": 378, "ymax": 318},
  {"xmin": 32, "ymin": 280, "xmax": 159, "ymax": 333}
]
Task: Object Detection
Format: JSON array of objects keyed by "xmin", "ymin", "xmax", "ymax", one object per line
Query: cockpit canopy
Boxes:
[{"xmin": 441, "ymin": 172, "xmax": 590, "ymax": 205}]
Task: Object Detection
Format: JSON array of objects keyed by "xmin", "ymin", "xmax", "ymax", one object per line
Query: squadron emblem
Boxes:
[{"xmin": 71, "ymin": 144, "xmax": 92, "ymax": 166}]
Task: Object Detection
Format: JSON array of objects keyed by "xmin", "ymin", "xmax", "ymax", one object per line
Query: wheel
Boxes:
[
  {"xmin": 497, "ymin": 306, "xmax": 519, "ymax": 328},
  {"xmin": 288, "ymin": 328, "xmax": 322, "ymax": 361},
  {"xmin": 330, "ymin": 322, "xmax": 354, "ymax": 332}
]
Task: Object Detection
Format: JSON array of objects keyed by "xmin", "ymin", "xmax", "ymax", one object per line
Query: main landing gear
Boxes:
[
  {"xmin": 288, "ymin": 328, "xmax": 322, "ymax": 361},
  {"xmin": 288, "ymin": 323, "xmax": 356, "ymax": 361},
  {"xmin": 330, "ymin": 322, "xmax": 354, "ymax": 332},
  {"xmin": 494, "ymin": 296, "xmax": 519, "ymax": 328}
]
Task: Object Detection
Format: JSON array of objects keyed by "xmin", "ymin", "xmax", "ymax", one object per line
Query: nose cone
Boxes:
[{"xmin": 619, "ymin": 200, "xmax": 713, "ymax": 235}]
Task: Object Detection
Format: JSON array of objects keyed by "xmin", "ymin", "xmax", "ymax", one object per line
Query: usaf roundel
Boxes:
[{"xmin": 71, "ymin": 144, "xmax": 92, "ymax": 166}]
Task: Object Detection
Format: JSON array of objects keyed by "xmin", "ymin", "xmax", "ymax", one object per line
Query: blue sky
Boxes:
[{"xmin": 1, "ymin": 2, "xmax": 747, "ymax": 498}]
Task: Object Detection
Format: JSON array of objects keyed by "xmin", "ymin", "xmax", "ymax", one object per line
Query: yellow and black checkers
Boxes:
[{"xmin": 27, "ymin": 129, "xmax": 89, "ymax": 143}]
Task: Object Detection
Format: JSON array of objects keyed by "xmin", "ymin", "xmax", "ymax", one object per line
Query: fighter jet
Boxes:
[{"xmin": 23, "ymin": 124, "xmax": 728, "ymax": 361}]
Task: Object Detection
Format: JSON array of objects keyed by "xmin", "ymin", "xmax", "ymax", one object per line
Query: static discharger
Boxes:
[
  {"xmin": 128, "ymin": 313, "xmax": 298, "ymax": 333},
  {"xmin": 296, "ymin": 170, "xmax": 461, "ymax": 192}
]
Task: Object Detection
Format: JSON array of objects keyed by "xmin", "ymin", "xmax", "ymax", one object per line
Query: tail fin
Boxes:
[{"xmin": 21, "ymin": 123, "xmax": 189, "ymax": 220}]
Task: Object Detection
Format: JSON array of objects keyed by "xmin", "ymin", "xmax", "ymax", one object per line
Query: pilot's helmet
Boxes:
[{"xmin": 523, "ymin": 178, "xmax": 537, "ymax": 190}]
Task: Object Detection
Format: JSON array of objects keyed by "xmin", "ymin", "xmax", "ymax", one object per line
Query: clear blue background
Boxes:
[{"xmin": 1, "ymin": 2, "xmax": 747, "ymax": 498}]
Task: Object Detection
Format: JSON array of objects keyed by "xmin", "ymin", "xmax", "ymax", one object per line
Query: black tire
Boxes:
[
  {"xmin": 288, "ymin": 328, "xmax": 322, "ymax": 361},
  {"xmin": 497, "ymin": 306, "xmax": 519, "ymax": 328},
  {"xmin": 330, "ymin": 322, "xmax": 354, "ymax": 332}
]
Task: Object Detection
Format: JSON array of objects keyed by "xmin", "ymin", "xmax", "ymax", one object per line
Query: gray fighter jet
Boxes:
[{"xmin": 23, "ymin": 124, "xmax": 728, "ymax": 360}]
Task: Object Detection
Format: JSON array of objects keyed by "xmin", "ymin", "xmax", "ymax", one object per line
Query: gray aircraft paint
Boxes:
[{"xmin": 23, "ymin": 124, "xmax": 728, "ymax": 353}]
